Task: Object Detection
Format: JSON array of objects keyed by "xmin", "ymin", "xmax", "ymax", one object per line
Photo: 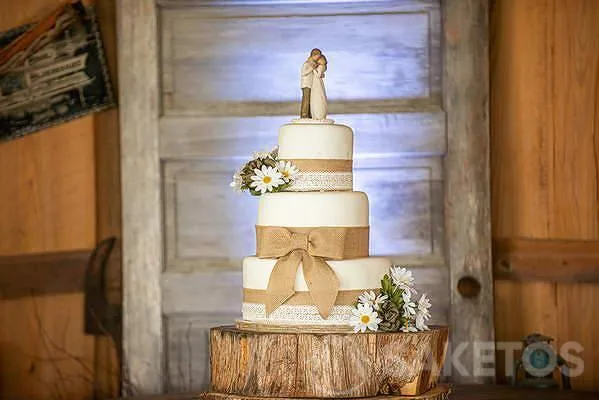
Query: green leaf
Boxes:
[{"xmin": 381, "ymin": 274, "xmax": 394, "ymax": 296}]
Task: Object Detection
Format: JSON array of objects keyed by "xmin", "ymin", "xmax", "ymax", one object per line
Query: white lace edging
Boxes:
[
  {"xmin": 288, "ymin": 172, "xmax": 352, "ymax": 191},
  {"xmin": 242, "ymin": 303, "xmax": 354, "ymax": 325}
]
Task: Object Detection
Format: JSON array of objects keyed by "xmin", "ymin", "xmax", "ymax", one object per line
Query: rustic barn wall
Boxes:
[
  {"xmin": 0, "ymin": 0, "xmax": 119, "ymax": 399},
  {"xmin": 491, "ymin": 0, "xmax": 599, "ymax": 390},
  {"xmin": 2, "ymin": 0, "xmax": 599, "ymax": 396}
]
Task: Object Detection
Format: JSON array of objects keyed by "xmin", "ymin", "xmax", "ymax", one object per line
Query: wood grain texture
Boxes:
[
  {"xmin": 165, "ymin": 313, "xmax": 241, "ymax": 392},
  {"xmin": 117, "ymin": 0, "xmax": 163, "ymax": 395},
  {"xmin": 0, "ymin": 1, "xmax": 105, "ymax": 398},
  {"xmin": 443, "ymin": 0, "xmax": 494, "ymax": 384},
  {"xmin": 0, "ymin": 45, "xmax": 96, "ymax": 400},
  {"xmin": 97, "ymin": 384, "xmax": 599, "ymax": 400},
  {"xmin": 490, "ymin": 0, "xmax": 599, "ymax": 390},
  {"xmin": 209, "ymin": 326, "xmax": 448, "ymax": 397},
  {"xmin": 93, "ymin": 0, "xmax": 121, "ymax": 397},
  {"xmin": 202, "ymin": 385, "xmax": 451, "ymax": 400},
  {"xmin": 159, "ymin": 112, "xmax": 446, "ymax": 159},
  {"xmin": 0, "ymin": 249, "xmax": 91, "ymax": 297},
  {"xmin": 494, "ymin": 238, "xmax": 599, "ymax": 282},
  {"xmin": 160, "ymin": 1, "xmax": 441, "ymax": 116}
]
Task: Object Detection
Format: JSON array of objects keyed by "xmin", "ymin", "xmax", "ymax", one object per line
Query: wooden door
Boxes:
[{"xmin": 118, "ymin": 0, "xmax": 492, "ymax": 395}]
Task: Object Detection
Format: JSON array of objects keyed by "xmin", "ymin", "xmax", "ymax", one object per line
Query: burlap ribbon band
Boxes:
[
  {"xmin": 255, "ymin": 225, "xmax": 369, "ymax": 318},
  {"xmin": 243, "ymin": 288, "xmax": 378, "ymax": 306},
  {"xmin": 286, "ymin": 159, "xmax": 352, "ymax": 173}
]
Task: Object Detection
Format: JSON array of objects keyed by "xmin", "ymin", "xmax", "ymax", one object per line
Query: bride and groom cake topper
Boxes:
[{"xmin": 300, "ymin": 48, "xmax": 328, "ymax": 121}]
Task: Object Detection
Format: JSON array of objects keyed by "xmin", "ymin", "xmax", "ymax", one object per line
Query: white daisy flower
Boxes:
[
  {"xmin": 413, "ymin": 293, "xmax": 432, "ymax": 331},
  {"xmin": 252, "ymin": 150, "xmax": 273, "ymax": 160},
  {"xmin": 357, "ymin": 291, "xmax": 388, "ymax": 311},
  {"xmin": 402, "ymin": 291, "xmax": 417, "ymax": 317},
  {"xmin": 277, "ymin": 160, "xmax": 299, "ymax": 183},
  {"xmin": 350, "ymin": 303, "xmax": 382, "ymax": 333},
  {"xmin": 417, "ymin": 293, "xmax": 432, "ymax": 313},
  {"xmin": 390, "ymin": 266, "xmax": 415, "ymax": 293},
  {"xmin": 358, "ymin": 291, "xmax": 375, "ymax": 306},
  {"xmin": 415, "ymin": 311, "xmax": 430, "ymax": 331},
  {"xmin": 249, "ymin": 166, "xmax": 284, "ymax": 194},
  {"xmin": 229, "ymin": 170, "xmax": 243, "ymax": 191},
  {"xmin": 416, "ymin": 293, "xmax": 432, "ymax": 320}
]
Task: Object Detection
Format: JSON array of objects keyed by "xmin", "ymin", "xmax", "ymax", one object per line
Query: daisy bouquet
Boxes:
[
  {"xmin": 230, "ymin": 147, "xmax": 299, "ymax": 196},
  {"xmin": 350, "ymin": 266, "xmax": 432, "ymax": 333}
]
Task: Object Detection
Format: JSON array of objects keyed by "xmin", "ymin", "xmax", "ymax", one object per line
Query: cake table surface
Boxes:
[{"xmin": 116, "ymin": 385, "xmax": 598, "ymax": 400}]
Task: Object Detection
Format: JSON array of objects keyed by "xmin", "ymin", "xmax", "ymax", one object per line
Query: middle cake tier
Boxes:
[{"xmin": 257, "ymin": 191, "xmax": 368, "ymax": 227}]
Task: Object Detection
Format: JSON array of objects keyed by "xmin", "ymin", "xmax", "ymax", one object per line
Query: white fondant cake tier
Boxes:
[
  {"xmin": 242, "ymin": 256, "xmax": 391, "ymax": 326},
  {"xmin": 278, "ymin": 122, "xmax": 353, "ymax": 160},
  {"xmin": 257, "ymin": 192, "xmax": 368, "ymax": 227},
  {"xmin": 279, "ymin": 122, "xmax": 354, "ymax": 192}
]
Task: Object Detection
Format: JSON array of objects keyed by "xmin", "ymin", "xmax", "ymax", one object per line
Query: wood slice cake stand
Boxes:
[{"xmin": 207, "ymin": 325, "xmax": 450, "ymax": 399}]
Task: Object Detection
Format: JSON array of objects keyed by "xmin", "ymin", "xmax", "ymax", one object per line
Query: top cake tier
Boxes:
[{"xmin": 279, "ymin": 121, "xmax": 353, "ymax": 192}]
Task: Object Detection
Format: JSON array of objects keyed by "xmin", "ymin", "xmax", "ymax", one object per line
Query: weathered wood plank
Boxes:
[
  {"xmin": 159, "ymin": 112, "xmax": 446, "ymax": 159},
  {"xmin": 165, "ymin": 313, "xmax": 240, "ymax": 392},
  {"xmin": 93, "ymin": 0, "xmax": 121, "ymax": 396},
  {"xmin": 160, "ymin": 3, "xmax": 441, "ymax": 115},
  {"xmin": 157, "ymin": 0, "xmax": 439, "ymax": 11},
  {"xmin": 443, "ymin": 0, "xmax": 494, "ymax": 383},
  {"xmin": 209, "ymin": 326, "xmax": 448, "ymax": 397},
  {"xmin": 0, "ymin": 249, "xmax": 91, "ymax": 297},
  {"xmin": 494, "ymin": 238, "xmax": 599, "ymax": 283},
  {"xmin": 118, "ymin": 0, "xmax": 163, "ymax": 395},
  {"xmin": 162, "ymin": 271, "xmax": 243, "ymax": 315},
  {"xmin": 202, "ymin": 388, "xmax": 451, "ymax": 400}
]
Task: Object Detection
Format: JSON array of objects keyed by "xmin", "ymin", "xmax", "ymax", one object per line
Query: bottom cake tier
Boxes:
[{"xmin": 242, "ymin": 256, "xmax": 391, "ymax": 327}]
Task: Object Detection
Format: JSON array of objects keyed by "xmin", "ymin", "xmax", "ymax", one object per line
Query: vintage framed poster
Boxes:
[{"xmin": 0, "ymin": 1, "xmax": 115, "ymax": 141}]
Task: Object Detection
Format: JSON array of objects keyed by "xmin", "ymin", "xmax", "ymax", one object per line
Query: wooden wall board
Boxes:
[
  {"xmin": 0, "ymin": 1, "xmax": 120, "ymax": 399},
  {"xmin": 490, "ymin": 0, "xmax": 599, "ymax": 390},
  {"xmin": 0, "ymin": 249, "xmax": 91, "ymax": 297},
  {"xmin": 93, "ymin": 0, "xmax": 121, "ymax": 397},
  {"xmin": 117, "ymin": 0, "xmax": 164, "ymax": 395},
  {"xmin": 0, "ymin": 109, "xmax": 96, "ymax": 400},
  {"xmin": 493, "ymin": 238, "xmax": 599, "ymax": 283},
  {"xmin": 443, "ymin": 0, "xmax": 494, "ymax": 384}
]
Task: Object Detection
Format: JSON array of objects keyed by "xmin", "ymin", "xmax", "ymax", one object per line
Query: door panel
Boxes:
[
  {"xmin": 158, "ymin": 0, "xmax": 445, "ymax": 390},
  {"xmin": 160, "ymin": 1, "xmax": 441, "ymax": 115}
]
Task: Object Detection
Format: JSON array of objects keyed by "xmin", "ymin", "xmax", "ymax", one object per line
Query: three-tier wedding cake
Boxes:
[
  {"xmin": 215, "ymin": 49, "xmax": 448, "ymax": 400},
  {"xmin": 241, "ymin": 120, "xmax": 393, "ymax": 328},
  {"xmin": 231, "ymin": 48, "xmax": 432, "ymax": 333}
]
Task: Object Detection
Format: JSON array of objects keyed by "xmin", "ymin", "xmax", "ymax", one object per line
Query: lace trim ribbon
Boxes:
[
  {"xmin": 242, "ymin": 302, "xmax": 355, "ymax": 324},
  {"xmin": 288, "ymin": 172, "xmax": 352, "ymax": 191}
]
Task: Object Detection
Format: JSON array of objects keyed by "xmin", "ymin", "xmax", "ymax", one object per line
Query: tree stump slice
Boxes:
[
  {"xmin": 202, "ymin": 385, "xmax": 451, "ymax": 400},
  {"xmin": 209, "ymin": 326, "xmax": 449, "ymax": 398}
]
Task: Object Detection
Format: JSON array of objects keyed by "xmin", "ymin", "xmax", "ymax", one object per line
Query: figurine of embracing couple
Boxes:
[{"xmin": 300, "ymin": 48, "xmax": 328, "ymax": 120}]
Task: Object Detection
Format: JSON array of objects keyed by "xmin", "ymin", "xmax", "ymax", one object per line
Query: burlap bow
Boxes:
[{"xmin": 255, "ymin": 226, "xmax": 369, "ymax": 318}]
